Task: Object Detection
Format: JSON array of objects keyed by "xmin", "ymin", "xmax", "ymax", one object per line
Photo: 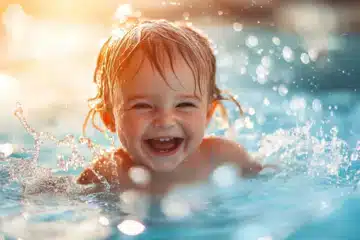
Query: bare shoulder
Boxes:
[
  {"xmin": 201, "ymin": 137, "xmax": 263, "ymax": 176},
  {"xmin": 76, "ymin": 148, "xmax": 130, "ymax": 185},
  {"xmin": 201, "ymin": 136, "xmax": 254, "ymax": 163}
]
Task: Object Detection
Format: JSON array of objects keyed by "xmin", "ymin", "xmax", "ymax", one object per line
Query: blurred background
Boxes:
[{"xmin": 0, "ymin": 0, "xmax": 359, "ymax": 143}]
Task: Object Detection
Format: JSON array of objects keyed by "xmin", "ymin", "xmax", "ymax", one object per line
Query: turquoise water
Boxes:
[{"xmin": 1, "ymin": 25, "xmax": 360, "ymax": 239}]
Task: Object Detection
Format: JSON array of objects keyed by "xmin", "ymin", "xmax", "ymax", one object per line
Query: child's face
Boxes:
[{"xmin": 111, "ymin": 50, "xmax": 212, "ymax": 172}]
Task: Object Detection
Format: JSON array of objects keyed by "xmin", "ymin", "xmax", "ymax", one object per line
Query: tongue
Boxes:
[{"xmin": 148, "ymin": 139, "xmax": 176, "ymax": 151}]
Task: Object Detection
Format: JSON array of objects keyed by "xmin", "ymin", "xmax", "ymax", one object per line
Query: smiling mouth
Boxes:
[{"xmin": 144, "ymin": 137, "xmax": 184, "ymax": 155}]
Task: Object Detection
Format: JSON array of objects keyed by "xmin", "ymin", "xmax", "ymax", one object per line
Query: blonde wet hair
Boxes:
[{"xmin": 83, "ymin": 19, "xmax": 243, "ymax": 135}]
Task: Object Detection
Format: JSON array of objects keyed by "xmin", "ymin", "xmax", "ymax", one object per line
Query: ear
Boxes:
[
  {"xmin": 100, "ymin": 110, "xmax": 116, "ymax": 132},
  {"xmin": 206, "ymin": 100, "xmax": 218, "ymax": 126}
]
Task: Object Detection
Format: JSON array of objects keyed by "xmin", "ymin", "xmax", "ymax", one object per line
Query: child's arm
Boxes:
[
  {"xmin": 76, "ymin": 156, "xmax": 110, "ymax": 184},
  {"xmin": 76, "ymin": 149, "xmax": 127, "ymax": 185},
  {"xmin": 204, "ymin": 137, "xmax": 276, "ymax": 177}
]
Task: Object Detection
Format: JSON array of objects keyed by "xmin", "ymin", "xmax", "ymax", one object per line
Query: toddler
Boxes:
[{"xmin": 77, "ymin": 19, "xmax": 273, "ymax": 193}]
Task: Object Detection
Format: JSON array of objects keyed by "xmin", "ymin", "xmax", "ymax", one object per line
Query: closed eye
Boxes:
[
  {"xmin": 132, "ymin": 103, "xmax": 152, "ymax": 109},
  {"xmin": 176, "ymin": 102, "xmax": 197, "ymax": 108}
]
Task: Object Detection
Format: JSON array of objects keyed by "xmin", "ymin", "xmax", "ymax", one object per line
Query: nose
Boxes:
[{"xmin": 153, "ymin": 109, "xmax": 176, "ymax": 129}]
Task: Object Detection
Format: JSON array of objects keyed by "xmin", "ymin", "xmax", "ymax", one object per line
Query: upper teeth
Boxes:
[{"xmin": 158, "ymin": 138, "xmax": 173, "ymax": 142}]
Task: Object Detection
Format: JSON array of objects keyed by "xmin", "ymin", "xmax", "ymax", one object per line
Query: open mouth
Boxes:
[{"xmin": 144, "ymin": 137, "xmax": 184, "ymax": 155}]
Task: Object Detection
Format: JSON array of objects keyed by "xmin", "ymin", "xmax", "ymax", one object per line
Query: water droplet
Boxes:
[
  {"xmin": 278, "ymin": 84, "xmax": 288, "ymax": 96},
  {"xmin": 300, "ymin": 53, "xmax": 310, "ymax": 64},
  {"xmin": 256, "ymin": 64, "xmax": 269, "ymax": 84},
  {"xmin": 308, "ymin": 49, "xmax": 319, "ymax": 61},
  {"xmin": 233, "ymin": 22, "xmax": 243, "ymax": 31},
  {"xmin": 182, "ymin": 12, "xmax": 190, "ymax": 20},
  {"xmin": 263, "ymin": 98, "xmax": 270, "ymax": 106},
  {"xmin": 257, "ymin": 74, "xmax": 268, "ymax": 85},
  {"xmin": 185, "ymin": 21, "xmax": 193, "ymax": 27},
  {"xmin": 246, "ymin": 35, "xmax": 258, "ymax": 48},
  {"xmin": 240, "ymin": 66, "xmax": 247, "ymax": 75},
  {"xmin": 312, "ymin": 99, "xmax": 322, "ymax": 112},
  {"xmin": 256, "ymin": 65, "xmax": 269, "ymax": 79},
  {"xmin": 272, "ymin": 37, "xmax": 281, "ymax": 46},
  {"xmin": 57, "ymin": 155, "xmax": 67, "ymax": 170},
  {"xmin": 248, "ymin": 107, "xmax": 256, "ymax": 115},
  {"xmin": 351, "ymin": 152, "xmax": 358, "ymax": 161},
  {"xmin": 244, "ymin": 117, "xmax": 254, "ymax": 129},
  {"xmin": 330, "ymin": 127, "xmax": 338, "ymax": 136},
  {"xmin": 261, "ymin": 56, "xmax": 271, "ymax": 68},
  {"xmin": 313, "ymin": 144, "xmax": 325, "ymax": 154},
  {"xmin": 234, "ymin": 118, "xmax": 244, "ymax": 131},
  {"xmin": 282, "ymin": 46, "xmax": 294, "ymax": 62},
  {"xmin": 289, "ymin": 97, "xmax": 307, "ymax": 111}
]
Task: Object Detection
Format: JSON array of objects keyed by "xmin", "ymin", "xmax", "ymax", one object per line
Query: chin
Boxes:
[{"xmin": 149, "ymin": 159, "xmax": 183, "ymax": 172}]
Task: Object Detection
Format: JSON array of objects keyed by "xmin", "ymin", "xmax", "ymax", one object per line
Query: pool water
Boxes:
[{"xmin": 1, "ymin": 24, "xmax": 360, "ymax": 240}]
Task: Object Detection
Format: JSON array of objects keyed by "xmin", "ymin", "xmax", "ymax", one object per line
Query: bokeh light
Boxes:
[
  {"xmin": 246, "ymin": 35, "xmax": 259, "ymax": 48},
  {"xmin": 117, "ymin": 219, "xmax": 145, "ymax": 236},
  {"xmin": 212, "ymin": 164, "xmax": 238, "ymax": 188},
  {"xmin": 98, "ymin": 216, "xmax": 110, "ymax": 226},
  {"xmin": 161, "ymin": 196, "xmax": 192, "ymax": 220},
  {"xmin": 128, "ymin": 166, "xmax": 151, "ymax": 186},
  {"xmin": 114, "ymin": 4, "xmax": 133, "ymax": 23}
]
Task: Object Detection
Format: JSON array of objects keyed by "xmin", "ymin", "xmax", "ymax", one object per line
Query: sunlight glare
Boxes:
[{"xmin": 114, "ymin": 4, "xmax": 133, "ymax": 23}]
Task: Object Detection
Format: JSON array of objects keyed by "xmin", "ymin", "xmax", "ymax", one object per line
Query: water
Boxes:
[{"xmin": 1, "ymin": 21, "xmax": 360, "ymax": 239}]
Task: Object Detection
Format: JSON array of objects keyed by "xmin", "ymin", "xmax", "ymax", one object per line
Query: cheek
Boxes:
[
  {"xmin": 182, "ymin": 111, "xmax": 208, "ymax": 132},
  {"xmin": 114, "ymin": 112, "xmax": 148, "ymax": 138}
]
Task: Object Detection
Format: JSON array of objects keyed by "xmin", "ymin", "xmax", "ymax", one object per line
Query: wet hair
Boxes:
[{"xmin": 83, "ymin": 19, "xmax": 243, "ymax": 135}]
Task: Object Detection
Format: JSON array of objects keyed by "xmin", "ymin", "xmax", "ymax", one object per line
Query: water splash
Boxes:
[
  {"xmin": 13, "ymin": 103, "xmax": 86, "ymax": 168},
  {"xmin": 7, "ymin": 103, "xmax": 116, "ymax": 191},
  {"xmin": 1, "ymin": 102, "xmax": 359, "ymax": 239},
  {"xmin": 258, "ymin": 121, "xmax": 359, "ymax": 186}
]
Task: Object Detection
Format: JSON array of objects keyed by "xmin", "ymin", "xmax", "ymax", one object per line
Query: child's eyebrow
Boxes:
[
  {"xmin": 178, "ymin": 94, "xmax": 201, "ymax": 102},
  {"xmin": 125, "ymin": 95, "xmax": 149, "ymax": 102}
]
